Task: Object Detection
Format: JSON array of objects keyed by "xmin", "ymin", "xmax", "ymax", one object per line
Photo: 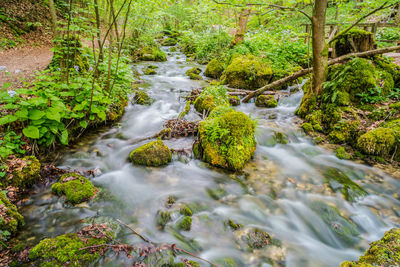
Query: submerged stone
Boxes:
[
  {"xmin": 129, "ymin": 140, "xmax": 172, "ymax": 167},
  {"xmin": 51, "ymin": 173, "xmax": 97, "ymax": 205},
  {"xmin": 197, "ymin": 106, "xmax": 256, "ymax": 171},
  {"xmin": 0, "ymin": 191, "xmax": 24, "ymax": 239},
  {"xmin": 246, "ymin": 228, "xmax": 271, "ymax": 249},
  {"xmin": 156, "ymin": 210, "xmax": 171, "ymax": 229},
  {"xmin": 186, "ymin": 67, "xmax": 202, "ymax": 80},
  {"xmin": 224, "ymin": 55, "xmax": 272, "ymax": 90},
  {"xmin": 341, "ymin": 228, "xmax": 400, "ymax": 266},
  {"xmin": 205, "ymin": 58, "xmax": 225, "ymax": 79},
  {"xmin": 134, "ymin": 90, "xmax": 154, "ymax": 105},
  {"xmin": 255, "ymin": 95, "xmax": 278, "ymax": 108},
  {"xmin": 175, "ymin": 216, "xmax": 192, "ymax": 231}
]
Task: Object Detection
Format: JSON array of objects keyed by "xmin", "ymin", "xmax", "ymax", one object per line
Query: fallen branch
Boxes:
[
  {"xmin": 242, "ymin": 45, "xmax": 400, "ymax": 103},
  {"xmin": 116, "ymin": 219, "xmax": 153, "ymax": 244}
]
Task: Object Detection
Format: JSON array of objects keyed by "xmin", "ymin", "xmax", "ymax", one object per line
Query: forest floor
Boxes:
[{"xmin": 0, "ymin": 45, "xmax": 53, "ymax": 89}]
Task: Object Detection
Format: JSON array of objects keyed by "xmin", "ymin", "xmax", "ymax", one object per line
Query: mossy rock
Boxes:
[
  {"xmin": 204, "ymin": 59, "xmax": 225, "ymax": 79},
  {"xmin": 197, "ymin": 106, "xmax": 256, "ymax": 171},
  {"xmin": 328, "ymin": 120, "xmax": 360, "ymax": 145},
  {"xmin": 301, "ymin": 123, "xmax": 314, "ymax": 133},
  {"xmin": 156, "ymin": 210, "xmax": 171, "ymax": 229},
  {"xmin": 224, "ymin": 55, "xmax": 272, "ymax": 90},
  {"xmin": 336, "ymin": 147, "xmax": 352, "ymax": 160},
  {"xmin": 255, "ymin": 95, "xmax": 278, "ymax": 108},
  {"xmin": 333, "ymin": 29, "xmax": 374, "ymax": 57},
  {"xmin": 28, "ymin": 225, "xmax": 114, "ymax": 266},
  {"xmin": 9, "ymin": 156, "xmax": 40, "ymax": 189},
  {"xmin": 175, "ymin": 216, "xmax": 192, "ymax": 231},
  {"xmin": 193, "ymin": 85, "xmax": 230, "ymax": 114},
  {"xmin": 129, "ymin": 140, "xmax": 172, "ymax": 167},
  {"xmin": 246, "ymin": 228, "xmax": 271, "ymax": 249},
  {"xmin": 51, "ymin": 173, "xmax": 97, "ymax": 205},
  {"xmin": 138, "ymin": 47, "xmax": 167, "ymax": 62},
  {"xmin": 179, "ymin": 204, "xmax": 193, "ymax": 217},
  {"xmin": 357, "ymin": 128, "xmax": 396, "ymax": 158},
  {"xmin": 186, "ymin": 67, "xmax": 202, "ymax": 80},
  {"xmin": 0, "ymin": 191, "xmax": 24, "ymax": 238},
  {"xmin": 144, "ymin": 67, "xmax": 157, "ymax": 75},
  {"xmin": 161, "ymin": 38, "xmax": 178, "ymax": 46},
  {"xmin": 228, "ymin": 95, "xmax": 241, "ymax": 106},
  {"xmin": 134, "ymin": 90, "xmax": 154, "ymax": 105},
  {"xmin": 340, "ymin": 228, "xmax": 400, "ymax": 266}
]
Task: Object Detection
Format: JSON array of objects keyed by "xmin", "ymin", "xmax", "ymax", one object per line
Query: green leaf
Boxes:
[
  {"xmin": 97, "ymin": 111, "xmax": 106, "ymax": 120},
  {"xmin": 23, "ymin": 126, "xmax": 40, "ymax": 139},
  {"xmin": 79, "ymin": 120, "xmax": 88, "ymax": 128},
  {"xmin": 0, "ymin": 115, "xmax": 17, "ymax": 125},
  {"xmin": 59, "ymin": 130, "xmax": 68, "ymax": 145},
  {"xmin": 46, "ymin": 109, "xmax": 61, "ymax": 122},
  {"xmin": 29, "ymin": 109, "xmax": 45, "ymax": 120}
]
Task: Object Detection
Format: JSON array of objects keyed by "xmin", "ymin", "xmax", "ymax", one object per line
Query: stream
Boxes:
[{"xmin": 17, "ymin": 48, "xmax": 400, "ymax": 267}]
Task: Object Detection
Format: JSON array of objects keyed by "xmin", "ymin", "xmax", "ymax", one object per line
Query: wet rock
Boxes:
[
  {"xmin": 228, "ymin": 95, "xmax": 241, "ymax": 106},
  {"xmin": 0, "ymin": 191, "xmax": 24, "ymax": 240},
  {"xmin": 205, "ymin": 58, "xmax": 225, "ymax": 79},
  {"xmin": 186, "ymin": 67, "xmax": 202, "ymax": 80},
  {"xmin": 51, "ymin": 173, "xmax": 97, "ymax": 205},
  {"xmin": 206, "ymin": 187, "xmax": 228, "ymax": 200},
  {"xmin": 336, "ymin": 147, "xmax": 352, "ymax": 160},
  {"xmin": 255, "ymin": 95, "xmax": 278, "ymax": 108},
  {"xmin": 130, "ymin": 140, "xmax": 172, "ymax": 167},
  {"xmin": 175, "ymin": 216, "xmax": 192, "ymax": 231},
  {"xmin": 156, "ymin": 210, "xmax": 171, "ymax": 229},
  {"xmin": 341, "ymin": 228, "xmax": 400, "ymax": 266},
  {"xmin": 193, "ymin": 85, "xmax": 230, "ymax": 114},
  {"xmin": 179, "ymin": 204, "xmax": 193, "ymax": 216},
  {"xmin": 144, "ymin": 67, "xmax": 157, "ymax": 75},
  {"xmin": 357, "ymin": 128, "xmax": 396, "ymax": 158},
  {"xmin": 28, "ymin": 224, "xmax": 114, "ymax": 266},
  {"xmin": 225, "ymin": 219, "xmax": 242, "ymax": 231},
  {"xmin": 137, "ymin": 46, "xmax": 167, "ymax": 62},
  {"xmin": 223, "ymin": 55, "xmax": 272, "ymax": 90},
  {"xmin": 133, "ymin": 90, "xmax": 154, "ymax": 105},
  {"xmin": 245, "ymin": 228, "xmax": 271, "ymax": 249},
  {"xmin": 196, "ymin": 106, "xmax": 256, "ymax": 170}
]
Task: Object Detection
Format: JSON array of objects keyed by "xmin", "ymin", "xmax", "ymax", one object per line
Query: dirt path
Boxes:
[
  {"xmin": 385, "ymin": 52, "xmax": 400, "ymax": 65},
  {"xmin": 0, "ymin": 46, "xmax": 53, "ymax": 89}
]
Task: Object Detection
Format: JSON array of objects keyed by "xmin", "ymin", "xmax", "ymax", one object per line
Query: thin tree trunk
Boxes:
[
  {"xmin": 94, "ymin": 0, "xmax": 103, "ymax": 61},
  {"xmin": 396, "ymin": 3, "xmax": 400, "ymax": 24},
  {"xmin": 48, "ymin": 0, "xmax": 58, "ymax": 37},
  {"xmin": 311, "ymin": 0, "xmax": 328, "ymax": 96},
  {"xmin": 230, "ymin": 9, "xmax": 250, "ymax": 47},
  {"xmin": 242, "ymin": 45, "xmax": 400, "ymax": 102}
]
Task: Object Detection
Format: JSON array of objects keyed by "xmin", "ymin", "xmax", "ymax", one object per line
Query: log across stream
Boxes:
[{"xmin": 17, "ymin": 47, "xmax": 400, "ymax": 266}]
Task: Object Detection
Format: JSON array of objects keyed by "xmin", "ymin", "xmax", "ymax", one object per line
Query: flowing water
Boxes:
[{"xmin": 18, "ymin": 48, "xmax": 400, "ymax": 267}]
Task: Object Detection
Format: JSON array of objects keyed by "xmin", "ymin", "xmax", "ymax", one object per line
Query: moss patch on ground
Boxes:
[{"xmin": 0, "ymin": 191, "xmax": 24, "ymax": 238}]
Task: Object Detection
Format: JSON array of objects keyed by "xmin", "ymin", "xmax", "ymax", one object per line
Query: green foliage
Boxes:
[
  {"xmin": 0, "ymin": 131, "xmax": 25, "ymax": 161},
  {"xmin": 0, "ymin": 191, "xmax": 24, "ymax": 242},
  {"xmin": 193, "ymin": 85, "xmax": 230, "ymax": 114}
]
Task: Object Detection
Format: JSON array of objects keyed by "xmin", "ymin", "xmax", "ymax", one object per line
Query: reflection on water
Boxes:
[{"xmin": 18, "ymin": 48, "xmax": 400, "ymax": 267}]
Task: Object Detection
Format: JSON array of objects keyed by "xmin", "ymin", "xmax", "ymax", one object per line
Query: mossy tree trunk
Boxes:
[
  {"xmin": 48, "ymin": 0, "xmax": 58, "ymax": 37},
  {"xmin": 230, "ymin": 8, "xmax": 251, "ymax": 48},
  {"xmin": 333, "ymin": 31, "xmax": 374, "ymax": 57},
  {"xmin": 311, "ymin": 0, "xmax": 328, "ymax": 96}
]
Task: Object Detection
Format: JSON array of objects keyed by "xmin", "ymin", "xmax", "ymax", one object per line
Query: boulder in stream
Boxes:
[
  {"xmin": 51, "ymin": 173, "xmax": 97, "ymax": 205},
  {"xmin": 195, "ymin": 106, "xmax": 256, "ymax": 171},
  {"xmin": 137, "ymin": 46, "xmax": 167, "ymax": 62},
  {"xmin": 255, "ymin": 95, "xmax": 278, "ymax": 108},
  {"xmin": 193, "ymin": 85, "xmax": 230, "ymax": 114},
  {"xmin": 341, "ymin": 228, "xmax": 400, "ymax": 267},
  {"xmin": 129, "ymin": 140, "xmax": 172, "ymax": 167},
  {"xmin": 205, "ymin": 58, "xmax": 225, "ymax": 79},
  {"xmin": 186, "ymin": 67, "xmax": 202, "ymax": 80},
  {"xmin": 134, "ymin": 90, "xmax": 154, "ymax": 105}
]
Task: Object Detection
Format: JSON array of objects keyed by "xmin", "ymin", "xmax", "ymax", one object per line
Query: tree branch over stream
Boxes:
[{"xmin": 242, "ymin": 45, "xmax": 400, "ymax": 103}]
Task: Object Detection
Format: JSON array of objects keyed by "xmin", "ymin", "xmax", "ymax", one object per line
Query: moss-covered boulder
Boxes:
[
  {"xmin": 175, "ymin": 216, "xmax": 192, "ymax": 231},
  {"xmin": 224, "ymin": 55, "xmax": 272, "ymax": 90},
  {"xmin": 333, "ymin": 29, "xmax": 374, "ymax": 57},
  {"xmin": 193, "ymin": 85, "xmax": 230, "ymax": 114},
  {"xmin": 137, "ymin": 47, "xmax": 167, "ymax": 62},
  {"xmin": 29, "ymin": 224, "xmax": 114, "ymax": 266},
  {"xmin": 161, "ymin": 38, "xmax": 177, "ymax": 46},
  {"xmin": 0, "ymin": 191, "xmax": 24, "ymax": 238},
  {"xmin": 134, "ymin": 90, "xmax": 154, "ymax": 105},
  {"xmin": 51, "ymin": 173, "xmax": 97, "ymax": 205},
  {"xmin": 255, "ymin": 95, "xmax": 278, "ymax": 108},
  {"xmin": 205, "ymin": 59, "xmax": 225, "ymax": 79},
  {"xmin": 357, "ymin": 128, "xmax": 396, "ymax": 158},
  {"xmin": 340, "ymin": 228, "xmax": 400, "ymax": 267},
  {"xmin": 129, "ymin": 140, "xmax": 172, "ymax": 167},
  {"xmin": 186, "ymin": 67, "xmax": 202, "ymax": 80},
  {"xmin": 196, "ymin": 106, "xmax": 256, "ymax": 171},
  {"xmin": 156, "ymin": 210, "xmax": 171, "ymax": 229},
  {"xmin": 144, "ymin": 67, "xmax": 157, "ymax": 75},
  {"xmin": 228, "ymin": 95, "xmax": 241, "ymax": 106},
  {"xmin": 7, "ymin": 156, "xmax": 41, "ymax": 189}
]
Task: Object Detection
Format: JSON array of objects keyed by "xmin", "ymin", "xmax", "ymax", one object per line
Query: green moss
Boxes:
[
  {"xmin": 246, "ymin": 228, "xmax": 271, "ymax": 249},
  {"xmin": 156, "ymin": 210, "xmax": 171, "ymax": 228},
  {"xmin": 214, "ymin": 258, "xmax": 238, "ymax": 267},
  {"xmin": 179, "ymin": 204, "xmax": 193, "ymax": 217},
  {"xmin": 28, "ymin": 226, "xmax": 113, "ymax": 266},
  {"xmin": 274, "ymin": 131, "xmax": 288, "ymax": 144},
  {"xmin": 328, "ymin": 120, "xmax": 360, "ymax": 144},
  {"xmin": 301, "ymin": 123, "xmax": 313, "ymax": 133},
  {"xmin": 341, "ymin": 228, "xmax": 400, "ymax": 266},
  {"xmin": 389, "ymin": 102, "xmax": 400, "ymax": 110},
  {"xmin": 8, "ymin": 156, "xmax": 40, "ymax": 189},
  {"xmin": 375, "ymin": 56, "xmax": 400, "ymax": 86},
  {"xmin": 144, "ymin": 67, "xmax": 157, "ymax": 75},
  {"xmin": 228, "ymin": 95, "xmax": 241, "ymax": 106},
  {"xmin": 224, "ymin": 55, "xmax": 272, "ymax": 90},
  {"xmin": 129, "ymin": 140, "xmax": 172, "ymax": 167},
  {"xmin": 296, "ymin": 89, "xmax": 316, "ymax": 118},
  {"xmin": 197, "ymin": 106, "xmax": 257, "ymax": 171},
  {"xmin": 255, "ymin": 95, "xmax": 278, "ymax": 108},
  {"xmin": 178, "ymin": 101, "xmax": 191, "ymax": 119},
  {"xmin": 138, "ymin": 46, "xmax": 167, "ymax": 62},
  {"xmin": 225, "ymin": 219, "xmax": 242, "ymax": 231},
  {"xmin": 310, "ymin": 201, "xmax": 360, "ymax": 245},
  {"xmin": 161, "ymin": 38, "xmax": 177, "ymax": 46},
  {"xmin": 357, "ymin": 128, "xmax": 396, "ymax": 158},
  {"xmin": 51, "ymin": 173, "xmax": 97, "ymax": 205},
  {"xmin": 334, "ymin": 29, "xmax": 373, "ymax": 57},
  {"xmin": 323, "ymin": 168, "xmax": 368, "ymax": 202},
  {"xmin": 0, "ymin": 191, "xmax": 24, "ymax": 237},
  {"xmin": 321, "ymin": 104, "xmax": 342, "ymax": 130},
  {"xmin": 193, "ymin": 85, "xmax": 230, "ymax": 114},
  {"xmin": 336, "ymin": 147, "xmax": 352, "ymax": 160},
  {"xmin": 176, "ymin": 216, "xmax": 192, "ymax": 231},
  {"xmin": 134, "ymin": 90, "xmax": 154, "ymax": 105},
  {"xmin": 206, "ymin": 187, "xmax": 227, "ymax": 200},
  {"xmin": 186, "ymin": 67, "xmax": 202, "ymax": 80},
  {"xmin": 204, "ymin": 59, "xmax": 225, "ymax": 79}
]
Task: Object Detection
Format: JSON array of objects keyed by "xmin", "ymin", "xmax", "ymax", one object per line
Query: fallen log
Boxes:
[{"xmin": 242, "ymin": 45, "xmax": 400, "ymax": 103}]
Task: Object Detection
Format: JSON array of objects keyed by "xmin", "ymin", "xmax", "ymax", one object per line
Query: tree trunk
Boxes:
[
  {"xmin": 311, "ymin": 0, "xmax": 328, "ymax": 96},
  {"xmin": 48, "ymin": 0, "xmax": 58, "ymax": 37},
  {"xmin": 396, "ymin": 3, "xmax": 400, "ymax": 24},
  {"xmin": 94, "ymin": 0, "xmax": 103, "ymax": 61},
  {"xmin": 230, "ymin": 9, "xmax": 251, "ymax": 48}
]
